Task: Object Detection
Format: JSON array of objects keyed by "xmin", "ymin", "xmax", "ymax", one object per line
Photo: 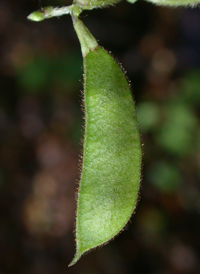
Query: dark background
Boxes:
[{"xmin": 0, "ymin": 0, "xmax": 200, "ymax": 273}]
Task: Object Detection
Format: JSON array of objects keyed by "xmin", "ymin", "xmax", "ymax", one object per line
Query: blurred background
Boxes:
[{"xmin": 0, "ymin": 0, "xmax": 200, "ymax": 273}]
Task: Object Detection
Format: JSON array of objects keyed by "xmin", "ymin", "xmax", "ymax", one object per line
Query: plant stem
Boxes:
[
  {"xmin": 27, "ymin": 5, "xmax": 82, "ymax": 22},
  {"xmin": 72, "ymin": 16, "xmax": 98, "ymax": 57}
]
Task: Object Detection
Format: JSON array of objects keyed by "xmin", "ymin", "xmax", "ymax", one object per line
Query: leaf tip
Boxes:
[{"xmin": 68, "ymin": 251, "xmax": 82, "ymax": 267}]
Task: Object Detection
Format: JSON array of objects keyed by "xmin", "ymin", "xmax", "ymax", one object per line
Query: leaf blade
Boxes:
[{"xmin": 69, "ymin": 47, "xmax": 141, "ymax": 266}]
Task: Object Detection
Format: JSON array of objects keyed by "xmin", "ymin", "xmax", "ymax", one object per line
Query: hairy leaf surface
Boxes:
[{"xmin": 69, "ymin": 47, "xmax": 141, "ymax": 266}]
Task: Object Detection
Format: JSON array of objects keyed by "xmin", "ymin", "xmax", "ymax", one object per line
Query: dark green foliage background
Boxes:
[{"xmin": 0, "ymin": 0, "xmax": 200, "ymax": 273}]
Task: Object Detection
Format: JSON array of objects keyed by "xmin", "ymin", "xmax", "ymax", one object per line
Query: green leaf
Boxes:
[
  {"xmin": 126, "ymin": 0, "xmax": 138, "ymax": 4},
  {"xmin": 73, "ymin": 17, "xmax": 98, "ymax": 57},
  {"xmin": 144, "ymin": 0, "xmax": 200, "ymax": 6},
  {"xmin": 74, "ymin": 0, "xmax": 121, "ymax": 10},
  {"xmin": 27, "ymin": 10, "xmax": 45, "ymax": 22},
  {"xmin": 69, "ymin": 47, "xmax": 141, "ymax": 266}
]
